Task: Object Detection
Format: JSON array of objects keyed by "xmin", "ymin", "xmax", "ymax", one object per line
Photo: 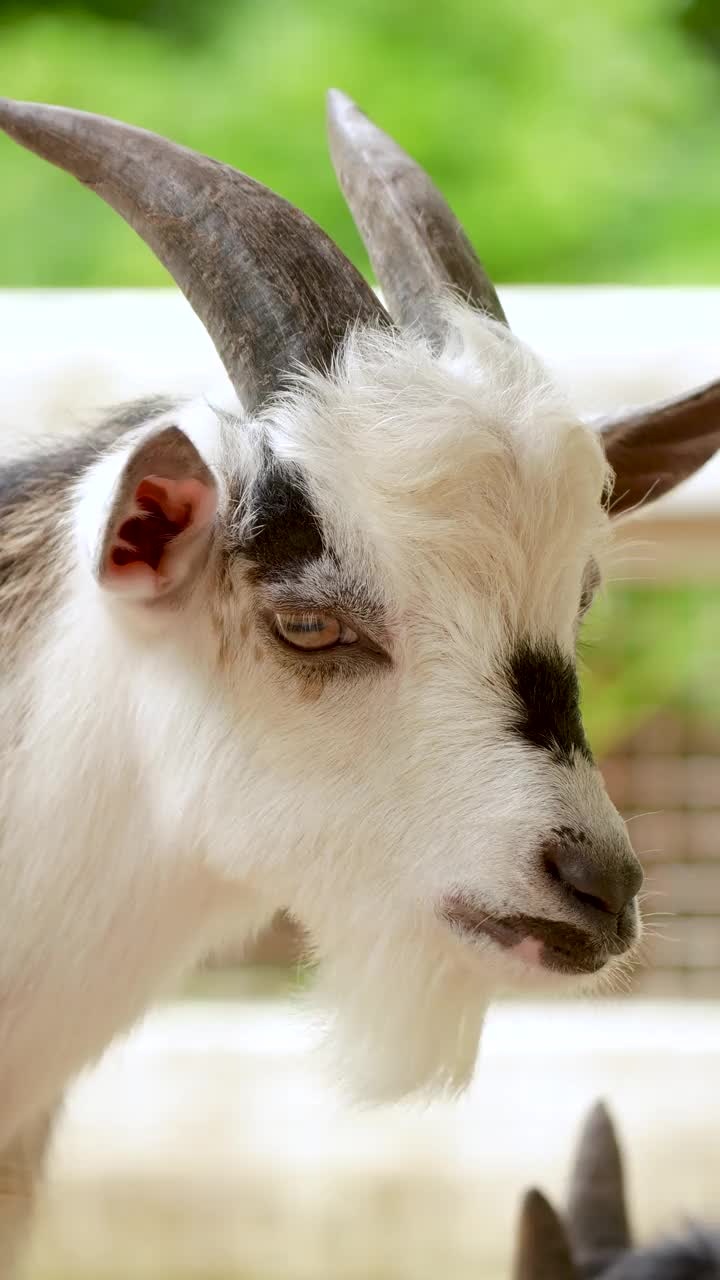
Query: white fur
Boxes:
[{"xmin": 1, "ymin": 302, "xmax": 633, "ymax": 1160}]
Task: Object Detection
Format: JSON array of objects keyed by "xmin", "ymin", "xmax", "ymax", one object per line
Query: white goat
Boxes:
[{"xmin": 0, "ymin": 89, "xmax": 719, "ymax": 1275}]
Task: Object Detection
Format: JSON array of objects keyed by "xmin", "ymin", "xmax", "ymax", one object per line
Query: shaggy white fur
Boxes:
[{"xmin": 0, "ymin": 302, "xmax": 635, "ymax": 1137}]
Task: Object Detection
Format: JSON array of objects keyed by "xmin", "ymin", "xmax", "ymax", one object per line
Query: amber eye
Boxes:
[{"xmin": 274, "ymin": 612, "xmax": 358, "ymax": 652}]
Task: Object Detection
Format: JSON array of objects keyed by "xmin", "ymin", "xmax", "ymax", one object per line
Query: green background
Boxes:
[{"xmin": 1, "ymin": 0, "xmax": 720, "ymax": 287}]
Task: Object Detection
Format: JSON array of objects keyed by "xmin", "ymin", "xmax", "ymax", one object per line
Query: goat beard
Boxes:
[{"xmin": 307, "ymin": 918, "xmax": 490, "ymax": 1103}]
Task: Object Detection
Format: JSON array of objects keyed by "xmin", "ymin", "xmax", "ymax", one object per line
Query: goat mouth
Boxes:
[{"xmin": 441, "ymin": 903, "xmax": 622, "ymax": 975}]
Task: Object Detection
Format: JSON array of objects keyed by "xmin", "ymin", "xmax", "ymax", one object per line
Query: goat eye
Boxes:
[{"xmin": 274, "ymin": 612, "xmax": 358, "ymax": 651}]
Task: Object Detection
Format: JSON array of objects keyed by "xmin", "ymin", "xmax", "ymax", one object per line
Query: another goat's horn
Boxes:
[
  {"xmin": 513, "ymin": 1189, "xmax": 578, "ymax": 1280},
  {"xmin": 326, "ymin": 89, "xmax": 507, "ymax": 347},
  {"xmin": 0, "ymin": 98, "xmax": 390, "ymax": 412},
  {"xmin": 566, "ymin": 1101, "xmax": 632, "ymax": 1267}
]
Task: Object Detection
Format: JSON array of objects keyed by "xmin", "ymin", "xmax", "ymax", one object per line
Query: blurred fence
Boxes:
[{"xmin": 603, "ymin": 710, "xmax": 720, "ymax": 995}]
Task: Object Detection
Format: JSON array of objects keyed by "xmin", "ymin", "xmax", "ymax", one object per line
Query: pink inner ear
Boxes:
[{"xmin": 107, "ymin": 475, "xmax": 213, "ymax": 583}]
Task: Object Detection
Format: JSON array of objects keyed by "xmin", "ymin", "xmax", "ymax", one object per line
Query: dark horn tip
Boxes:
[
  {"xmin": 523, "ymin": 1187, "xmax": 551, "ymax": 1211},
  {"xmin": 568, "ymin": 1095, "xmax": 631, "ymax": 1258},
  {"xmin": 521, "ymin": 1187, "xmax": 568, "ymax": 1229},
  {"xmin": 0, "ymin": 97, "xmax": 55, "ymax": 141},
  {"xmin": 518, "ymin": 1187, "xmax": 566, "ymax": 1239},
  {"xmin": 0, "ymin": 97, "xmax": 27, "ymax": 141},
  {"xmin": 583, "ymin": 1099, "xmax": 618, "ymax": 1141},
  {"xmin": 0, "ymin": 96, "xmax": 40, "ymax": 116},
  {"xmin": 515, "ymin": 1188, "xmax": 577, "ymax": 1280}
]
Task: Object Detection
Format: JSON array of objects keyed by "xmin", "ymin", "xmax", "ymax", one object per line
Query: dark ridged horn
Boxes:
[
  {"xmin": 0, "ymin": 97, "xmax": 390, "ymax": 412},
  {"xmin": 326, "ymin": 89, "xmax": 507, "ymax": 347},
  {"xmin": 566, "ymin": 1101, "xmax": 632, "ymax": 1269},
  {"xmin": 600, "ymin": 377, "xmax": 720, "ymax": 514},
  {"xmin": 513, "ymin": 1189, "xmax": 578, "ymax": 1280}
]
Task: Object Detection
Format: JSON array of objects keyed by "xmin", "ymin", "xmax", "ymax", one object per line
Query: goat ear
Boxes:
[
  {"xmin": 601, "ymin": 378, "xmax": 720, "ymax": 516},
  {"xmin": 95, "ymin": 425, "xmax": 217, "ymax": 602},
  {"xmin": 566, "ymin": 1100, "xmax": 632, "ymax": 1269},
  {"xmin": 513, "ymin": 1188, "xmax": 578, "ymax": 1280}
]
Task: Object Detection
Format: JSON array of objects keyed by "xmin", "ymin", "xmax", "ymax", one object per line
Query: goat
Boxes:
[
  {"xmin": 1, "ymin": 88, "xmax": 720, "ymax": 1275},
  {"xmin": 514, "ymin": 1100, "xmax": 720, "ymax": 1279}
]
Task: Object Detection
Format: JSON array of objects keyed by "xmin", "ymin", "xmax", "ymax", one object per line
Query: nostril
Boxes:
[
  {"xmin": 544, "ymin": 854, "xmax": 609, "ymax": 914},
  {"xmin": 543, "ymin": 840, "xmax": 643, "ymax": 917}
]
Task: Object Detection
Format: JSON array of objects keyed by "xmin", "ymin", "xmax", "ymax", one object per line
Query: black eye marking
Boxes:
[
  {"xmin": 235, "ymin": 456, "xmax": 324, "ymax": 582},
  {"xmin": 506, "ymin": 640, "xmax": 593, "ymax": 765}
]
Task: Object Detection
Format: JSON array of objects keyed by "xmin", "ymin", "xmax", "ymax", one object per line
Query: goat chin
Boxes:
[
  {"xmin": 311, "ymin": 932, "xmax": 491, "ymax": 1103},
  {"xmin": 308, "ymin": 912, "xmax": 629, "ymax": 1103}
]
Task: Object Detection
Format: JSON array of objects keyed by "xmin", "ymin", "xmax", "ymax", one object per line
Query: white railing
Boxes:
[{"xmin": 1, "ymin": 287, "xmax": 719, "ymax": 515}]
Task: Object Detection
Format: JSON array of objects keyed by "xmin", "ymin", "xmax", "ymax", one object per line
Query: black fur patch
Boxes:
[
  {"xmin": 239, "ymin": 454, "xmax": 324, "ymax": 581},
  {"xmin": 595, "ymin": 1227, "xmax": 720, "ymax": 1279},
  {"xmin": 506, "ymin": 639, "xmax": 592, "ymax": 764}
]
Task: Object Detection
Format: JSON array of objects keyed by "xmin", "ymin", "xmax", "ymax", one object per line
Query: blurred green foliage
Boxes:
[
  {"xmin": 0, "ymin": 0, "xmax": 215, "ymax": 37},
  {"xmin": 1, "ymin": 0, "xmax": 720, "ymax": 286},
  {"xmin": 681, "ymin": 0, "xmax": 720, "ymax": 56},
  {"xmin": 581, "ymin": 583, "xmax": 720, "ymax": 755}
]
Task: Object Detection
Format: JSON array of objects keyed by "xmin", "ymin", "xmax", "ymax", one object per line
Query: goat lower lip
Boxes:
[{"xmin": 442, "ymin": 905, "xmax": 615, "ymax": 976}]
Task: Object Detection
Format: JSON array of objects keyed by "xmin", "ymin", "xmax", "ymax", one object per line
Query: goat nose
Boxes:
[{"xmin": 544, "ymin": 840, "xmax": 643, "ymax": 916}]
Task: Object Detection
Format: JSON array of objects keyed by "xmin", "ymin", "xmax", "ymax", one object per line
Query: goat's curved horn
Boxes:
[
  {"xmin": 513, "ymin": 1189, "xmax": 578, "ymax": 1280},
  {"xmin": 600, "ymin": 377, "xmax": 720, "ymax": 515},
  {"xmin": 326, "ymin": 89, "xmax": 507, "ymax": 346},
  {"xmin": 566, "ymin": 1101, "xmax": 632, "ymax": 1266},
  {"xmin": 0, "ymin": 98, "xmax": 390, "ymax": 412}
]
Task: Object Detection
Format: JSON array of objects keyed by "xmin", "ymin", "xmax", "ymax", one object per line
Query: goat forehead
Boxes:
[
  {"xmin": 259, "ymin": 314, "xmax": 609, "ymax": 573},
  {"xmin": 224, "ymin": 313, "xmax": 609, "ymax": 643},
  {"xmin": 304, "ymin": 424, "xmax": 605, "ymax": 627},
  {"xmin": 230, "ymin": 454, "xmax": 599, "ymax": 630}
]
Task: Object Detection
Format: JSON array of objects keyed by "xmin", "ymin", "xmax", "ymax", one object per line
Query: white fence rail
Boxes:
[{"xmin": 2, "ymin": 286, "xmax": 719, "ymax": 517}]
